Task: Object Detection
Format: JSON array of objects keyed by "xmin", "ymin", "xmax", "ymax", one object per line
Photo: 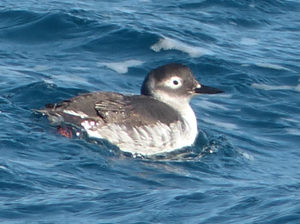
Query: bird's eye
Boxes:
[{"xmin": 165, "ymin": 76, "xmax": 182, "ymax": 89}]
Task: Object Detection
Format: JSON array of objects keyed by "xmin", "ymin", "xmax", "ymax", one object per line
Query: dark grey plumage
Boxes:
[
  {"xmin": 141, "ymin": 63, "xmax": 198, "ymax": 97},
  {"xmin": 43, "ymin": 92, "xmax": 182, "ymax": 127}
]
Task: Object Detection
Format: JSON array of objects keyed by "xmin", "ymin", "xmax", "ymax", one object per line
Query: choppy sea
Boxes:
[{"xmin": 1, "ymin": 0, "xmax": 300, "ymax": 223}]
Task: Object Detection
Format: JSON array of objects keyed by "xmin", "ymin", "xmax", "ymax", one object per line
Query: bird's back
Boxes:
[
  {"xmin": 39, "ymin": 92, "xmax": 192, "ymax": 155},
  {"xmin": 40, "ymin": 92, "xmax": 182, "ymax": 127}
]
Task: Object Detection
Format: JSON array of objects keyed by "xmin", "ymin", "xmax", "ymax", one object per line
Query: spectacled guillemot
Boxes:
[{"xmin": 39, "ymin": 63, "xmax": 223, "ymax": 155}]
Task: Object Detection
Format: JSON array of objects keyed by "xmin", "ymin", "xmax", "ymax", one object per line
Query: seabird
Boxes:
[{"xmin": 39, "ymin": 63, "xmax": 223, "ymax": 155}]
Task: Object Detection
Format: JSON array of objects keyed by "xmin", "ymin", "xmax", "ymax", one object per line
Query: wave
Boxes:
[
  {"xmin": 252, "ymin": 82, "xmax": 300, "ymax": 92},
  {"xmin": 240, "ymin": 37, "xmax": 259, "ymax": 46},
  {"xmin": 0, "ymin": 9, "xmax": 103, "ymax": 44},
  {"xmin": 255, "ymin": 63, "xmax": 296, "ymax": 73},
  {"xmin": 151, "ymin": 37, "xmax": 214, "ymax": 58},
  {"xmin": 179, "ymin": 0, "xmax": 298, "ymax": 13},
  {"xmin": 285, "ymin": 128, "xmax": 300, "ymax": 136},
  {"xmin": 6, "ymin": 81, "xmax": 86, "ymax": 109}
]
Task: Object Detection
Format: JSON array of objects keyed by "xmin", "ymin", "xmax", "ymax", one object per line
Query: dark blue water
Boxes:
[{"xmin": 1, "ymin": 0, "xmax": 300, "ymax": 223}]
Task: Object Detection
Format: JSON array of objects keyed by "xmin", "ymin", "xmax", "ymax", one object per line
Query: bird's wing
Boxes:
[
  {"xmin": 95, "ymin": 94, "xmax": 181, "ymax": 126},
  {"xmin": 40, "ymin": 92, "xmax": 181, "ymax": 127}
]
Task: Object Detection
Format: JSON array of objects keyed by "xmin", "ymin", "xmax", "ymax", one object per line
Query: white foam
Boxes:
[
  {"xmin": 281, "ymin": 118, "xmax": 300, "ymax": 135},
  {"xmin": 240, "ymin": 37, "xmax": 258, "ymax": 46},
  {"xmin": 237, "ymin": 149, "xmax": 254, "ymax": 161},
  {"xmin": 281, "ymin": 117, "xmax": 299, "ymax": 124},
  {"xmin": 115, "ymin": 7, "xmax": 136, "ymax": 14},
  {"xmin": 43, "ymin": 79, "xmax": 55, "ymax": 85},
  {"xmin": 99, "ymin": 60, "xmax": 144, "ymax": 74},
  {"xmin": 0, "ymin": 165, "xmax": 8, "ymax": 170},
  {"xmin": 285, "ymin": 128, "xmax": 300, "ymax": 136},
  {"xmin": 53, "ymin": 74, "xmax": 90, "ymax": 85},
  {"xmin": 150, "ymin": 37, "xmax": 214, "ymax": 58},
  {"xmin": 71, "ymin": 66, "xmax": 91, "ymax": 71},
  {"xmin": 252, "ymin": 82, "xmax": 300, "ymax": 92},
  {"xmin": 255, "ymin": 63, "xmax": 294, "ymax": 72}
]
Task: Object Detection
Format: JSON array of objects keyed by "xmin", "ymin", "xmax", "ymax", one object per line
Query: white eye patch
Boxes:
[{"xmin": 164, "ymin": 76, "xmax": 183, "ymax": 89}]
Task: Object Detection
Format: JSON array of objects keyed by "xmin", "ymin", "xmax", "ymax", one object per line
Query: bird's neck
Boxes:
[{"xmin": 152, "ymin": 92, "xmax": 197, "ymax": 132}]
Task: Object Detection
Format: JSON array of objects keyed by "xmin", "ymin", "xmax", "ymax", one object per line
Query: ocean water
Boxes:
[{"xmin": 1, "ymin": 0, "xmax": 300, "ymax": 223}]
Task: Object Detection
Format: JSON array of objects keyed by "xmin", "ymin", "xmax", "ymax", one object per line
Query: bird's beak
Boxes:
[{"xmin": 194, "ymin": 83, "xmax": 223, "ymax": 94}]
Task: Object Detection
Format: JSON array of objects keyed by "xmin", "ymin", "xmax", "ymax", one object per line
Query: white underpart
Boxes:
[
  {"xmin": 152, "ymin": 91, "xmax": 198, "ymax": 148},
  {"xmin": 80, "ymin": 92, "xmax": 198, "ymax": 156},
  {"xmin": 63, "ymin": 110, "xmax": 89, "ymax": 118},
  {"xmin": 81, "ymin": 120, "xmax": 195, "ymax": 155}
]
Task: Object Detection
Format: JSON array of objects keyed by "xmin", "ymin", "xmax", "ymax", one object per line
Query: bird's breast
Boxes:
[{"xmin": 80, "ymin": 117, "xmax": 197, "ymax": 156}]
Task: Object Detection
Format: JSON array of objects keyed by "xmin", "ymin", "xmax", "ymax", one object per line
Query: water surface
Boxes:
[{"xmin": 1, "ymin": 0, "xmax": 300, "ymax": 223}]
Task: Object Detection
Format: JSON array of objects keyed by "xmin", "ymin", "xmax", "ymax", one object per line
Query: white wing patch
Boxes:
[{"xmin": 63, "ymin": 110, "xmax": 89, "ymax": 119}]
